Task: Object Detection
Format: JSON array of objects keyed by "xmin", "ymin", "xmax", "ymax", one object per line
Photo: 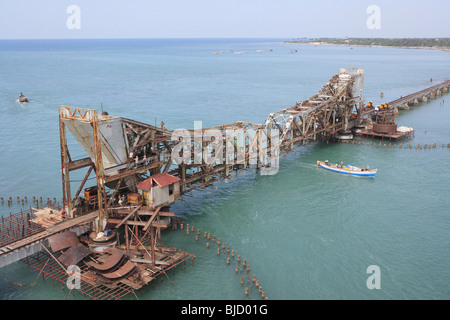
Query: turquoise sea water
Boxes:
[{"xmin": 0, "ymin": 38, "xmax": 449, "ymax": 300}]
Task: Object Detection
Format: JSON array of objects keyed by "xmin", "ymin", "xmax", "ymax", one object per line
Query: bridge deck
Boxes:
[
  {"xmin": 389, "ymin": 80, "xmax": 450, "ymax": 108},
  {"xmin": 0, "ymin": 210, "xmax": 98, "ymax": 267}
]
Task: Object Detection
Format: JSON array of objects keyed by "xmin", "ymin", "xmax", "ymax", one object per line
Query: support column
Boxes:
[
  {"xmin": 393, "ymin": 106, "xmax": 400, "ymax": 116},
  {"xmin": 290, "ymin": 126, "xmax": 294, "ymax": 150},
  {"xmin": 59, "ymin": 108, "xmax": 73, "ymax": 217},
  {"xmin": 180, "ymin": 163, "xmax": 186, "ymax": 193},
  {"xmin": 92, "ymin": 110, "xmax": 108, "ymax": 232}
]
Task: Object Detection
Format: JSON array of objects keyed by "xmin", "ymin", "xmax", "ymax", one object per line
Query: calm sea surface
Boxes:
[{"xmin": 0, "ymin": 38, "xmax": 449, "ymax": 300}]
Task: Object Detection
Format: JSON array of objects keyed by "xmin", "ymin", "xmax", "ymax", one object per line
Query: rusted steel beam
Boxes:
[
  {"xmin": 92, "ymin": 110, "xmax": 108, "ymax": 232},
  {"xmin": 72, "ymin": 165, "xmax": 94, "ymax": 204},
  {"xmin": 68, "ymin": 157, "xmax": 94, "ymax": 171},
  {"xmin": 107, "ymin": 219, "xmax": 169, "ymax": 229},
  {"xmin": 59, "ymin": 105, "xmax": 95, "ymax": 121},
  {"xmin": 140, "ymin": 211, "xmax": 174, "ymax": 217},
  {"xmin": 113, "ymin": 205, "xmax": 141, "ymax": 229},
  {"xmin": 143, "ymin": 207, "xmax": 161, "ymax": 231},
  {"xmin": 59, "ymin": 109, "xmax": 73, "ymax": 217},
  {"xmin": 0, "ymin": 219, "xmax": 35, "ymax": 239},
  {"xmin": 104, "ymin": 161, "xmax": 165, "ymax": 183}
]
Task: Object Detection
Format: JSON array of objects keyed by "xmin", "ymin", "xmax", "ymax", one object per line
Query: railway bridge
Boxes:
[
  {"xmin": 2, "ymin": 68, "xmax": 448, "ymax": 299},
  {"xmin": 389, "ymin": 80, "xmax": 450, "ymax": 111},
  {"xmin": 1, "ymin": 68, "xmax": 366, "ymax": 270},
  {"xmin": 57, "ymin": 68, "xmax": 365, "ymax": 229}
]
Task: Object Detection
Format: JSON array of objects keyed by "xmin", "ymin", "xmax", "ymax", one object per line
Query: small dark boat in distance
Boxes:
[{"xmin": 19, "ymin": 93, "xmax": 28, "ymax": 102}]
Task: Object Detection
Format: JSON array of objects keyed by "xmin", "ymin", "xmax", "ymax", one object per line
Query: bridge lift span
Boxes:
[{"xmin": 59, "ymin": 68, "xmax": 365, "ymax": 231}]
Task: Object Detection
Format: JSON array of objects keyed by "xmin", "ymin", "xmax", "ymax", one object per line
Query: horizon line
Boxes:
[{"xmin": 1, "ymin": 36, "xmax": 449, "ymax": 41}]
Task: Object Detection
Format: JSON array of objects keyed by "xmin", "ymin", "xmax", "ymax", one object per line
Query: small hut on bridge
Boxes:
[{"xmin": 136, "ymin": 173, "xmax": 181, "ymax": 209}]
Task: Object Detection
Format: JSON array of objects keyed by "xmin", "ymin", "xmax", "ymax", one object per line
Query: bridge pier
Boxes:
[
  {"xmin": 398, "ymin": 102, "xmax": 409, "ymax": 110},
  {"xmin": 393, "ymin": 106, "xmax": 400, "ymax": 116},
  {"xmin": 388, "ymin": 80, "xmax": 450, "ymax": 112}
]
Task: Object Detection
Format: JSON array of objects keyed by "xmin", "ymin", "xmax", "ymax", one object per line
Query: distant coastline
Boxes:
[{"xmin": 285, "ymin": 38, "xmax": 450, "ymax": 52}]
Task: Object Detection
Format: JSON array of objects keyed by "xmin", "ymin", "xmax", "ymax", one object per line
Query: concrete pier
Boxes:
[{"xmin": 388, "ymin": 80, "xmax": 450, "ymax": 110}]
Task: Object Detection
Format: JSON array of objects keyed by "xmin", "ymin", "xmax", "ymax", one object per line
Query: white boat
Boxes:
[
  {"xmin": 317, "ymin": 160, "xmax": 377, "ymax": 177},
  {"xmin": 336, "ymin": 130, "xmax": 353, "ymax": 140}
]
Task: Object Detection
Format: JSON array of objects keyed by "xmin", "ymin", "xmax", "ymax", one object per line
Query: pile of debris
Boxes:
[{"xmin": 34, "ymin": 229, "xmax": 195, "ymax": 299}]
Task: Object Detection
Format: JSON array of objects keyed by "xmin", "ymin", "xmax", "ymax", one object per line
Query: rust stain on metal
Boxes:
[
  {"xmin": 100, "ymin": 260, "xmax": 136, "ymax": 280},
  {"xmin": 90, "ymin": 251, "xmax": 125, "ymax": 273},
  {"xmin": 48, "ymin": 231, "xmax": 79, "ymax": 252},
  {"xmin": 58, "ymin": 243, "xmax": 92, "ymax": 267}
]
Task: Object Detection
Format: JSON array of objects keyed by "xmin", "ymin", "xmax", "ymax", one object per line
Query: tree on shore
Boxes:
[{"xmin": 287, "ymin": 38, "xmax": 450, "ymax": 48}]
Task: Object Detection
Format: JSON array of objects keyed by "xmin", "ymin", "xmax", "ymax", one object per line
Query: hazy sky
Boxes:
[{"xmin": 1, "ymin": 0, "xmax": 449, "ymax": 39}]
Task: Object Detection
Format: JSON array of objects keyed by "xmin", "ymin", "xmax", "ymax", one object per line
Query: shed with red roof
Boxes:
[{"xmin": 136, "ymin": 173, "xmax": 181, "ymax": 208}]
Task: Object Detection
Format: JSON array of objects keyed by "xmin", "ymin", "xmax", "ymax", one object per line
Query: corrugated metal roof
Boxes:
[{"xmin": 136, "ymin": 173, "xmax": 180, "ymax": 190}]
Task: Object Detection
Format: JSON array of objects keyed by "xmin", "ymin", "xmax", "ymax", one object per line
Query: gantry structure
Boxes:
[{"xmin": 59, "ymin": 68, "xmax": 365, "ymax": 231}]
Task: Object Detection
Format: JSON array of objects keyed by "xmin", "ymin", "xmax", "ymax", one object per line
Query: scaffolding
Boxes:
[{"xmin": 0, "ymin": 203, "xmax": 64, "ymax": 248}]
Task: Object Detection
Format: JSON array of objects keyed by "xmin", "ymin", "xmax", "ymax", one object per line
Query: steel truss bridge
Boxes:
[{"xmin": 59, "ymin": 68, "xmax": 365, "ymax": 230}]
